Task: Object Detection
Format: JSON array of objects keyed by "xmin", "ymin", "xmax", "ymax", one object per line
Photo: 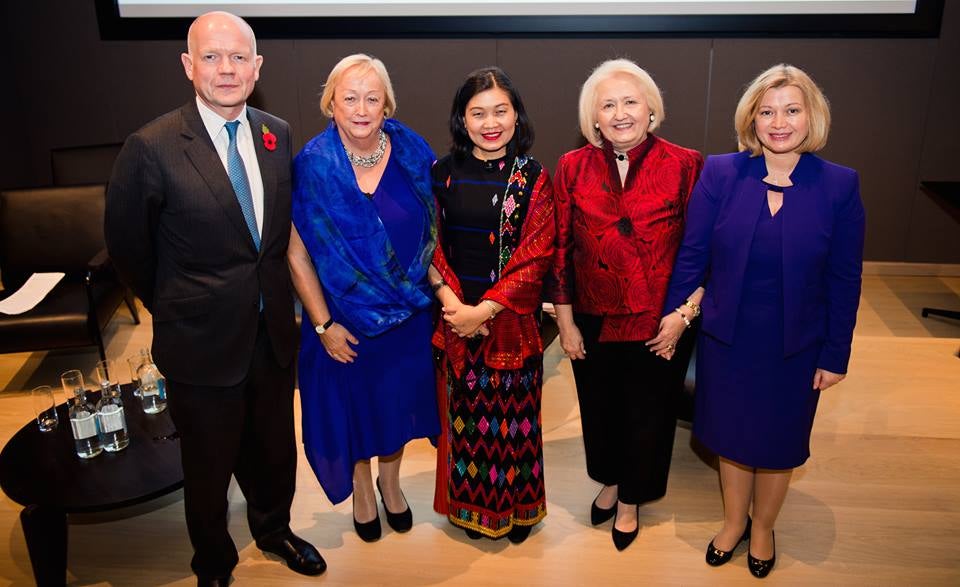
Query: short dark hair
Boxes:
[{"xmin": 449, "ymin": 66, "xmax": 535, "ymax": 159}]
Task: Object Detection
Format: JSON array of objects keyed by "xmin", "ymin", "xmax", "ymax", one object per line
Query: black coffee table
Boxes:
[{"xmin": 0, "ymin": 385, "xmax": 183, "ymax": 586}]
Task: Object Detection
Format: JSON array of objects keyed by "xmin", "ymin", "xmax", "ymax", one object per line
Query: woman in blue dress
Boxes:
[
  {"xmin": 653, "ymin": 64, "xmax": 864, "ymax": 578},
  {"xmin": 288, "ymin": 54, "xmax": 440, "ymax": 542}
]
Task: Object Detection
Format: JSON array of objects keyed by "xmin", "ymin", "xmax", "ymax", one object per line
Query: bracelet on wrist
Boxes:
[
  {"xmin": 682, "ymin": 299, "xmax": 701, "ymax": 318},
  {"xmin": 431, "ymin": 279, "xmax": 447, "ymax": 293},
  {"xmin": 482, "ymin": 299, "xmax": 498, "ymax": 321},
  {"xmin": 674, "ymin": 307, "xmax": 692, "ymax": 328}
]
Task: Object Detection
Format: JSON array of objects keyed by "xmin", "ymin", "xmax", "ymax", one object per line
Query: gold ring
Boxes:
[{"xmin": 666, "ymin": 344, "xmax": 675, "ymax": 351}]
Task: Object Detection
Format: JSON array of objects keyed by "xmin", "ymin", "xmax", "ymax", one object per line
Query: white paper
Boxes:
[{"xmin": 0, "ymin": 272, "xmax": 65, "ymax": 315}]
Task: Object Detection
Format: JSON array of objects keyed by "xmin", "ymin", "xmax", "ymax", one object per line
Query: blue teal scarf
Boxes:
[{"xmin": 292, "ymin": 118, "xmax": 437, "ymax": 336}]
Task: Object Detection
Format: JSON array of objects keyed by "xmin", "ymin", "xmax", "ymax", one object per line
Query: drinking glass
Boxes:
[
  {"xmin": 31, "ymin": 385, "xmax": 59, "ymax": 432},
  {"xmin": 95, "ymin": 359, "xmax": 122, "ymax": 392},
  {"xmin": 60, "ymin": 369, "xmax": 85, "ymax": 401},
  {"xmin": 127, "ymin": 350, "xmax": 150, "ymax": 398}
]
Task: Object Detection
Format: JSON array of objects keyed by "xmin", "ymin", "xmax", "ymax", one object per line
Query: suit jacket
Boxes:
[
  {"xmin": 546, "ymin": 135, "xmax": 703, "ymax": 342},
  {"xmin": 663, "ymin": 151, "xmax": 865, "ymax": 374},
  {"xmin": 105, "ymin": 101, "xmax": 298, "ymax": 386}
]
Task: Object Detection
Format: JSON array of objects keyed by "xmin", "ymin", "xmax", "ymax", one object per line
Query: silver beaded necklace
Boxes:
[{"xmin": 345, "ymin": 129, "xmax": 387, "ymax": 168}]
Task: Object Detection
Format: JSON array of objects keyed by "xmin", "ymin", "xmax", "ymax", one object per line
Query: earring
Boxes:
[
  {"xmin": 649, "ymin": 113, "xmax": 655, "ymax": 122},
  {"xmin": 594, "ymin": 122, "xmax": 600, "ymax": 130}
]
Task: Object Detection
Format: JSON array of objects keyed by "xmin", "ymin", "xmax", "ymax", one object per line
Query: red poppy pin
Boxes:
[{"xmin": 261, "ymin": 124, "xmax": 277, "ymax": 151}]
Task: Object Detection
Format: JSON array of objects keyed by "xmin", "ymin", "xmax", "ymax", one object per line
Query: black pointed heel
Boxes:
[
  {"xmin": 706, "ymin": 516, "xmax": 752, "ymax": 566},
  {"xmin": 611, "ymin": 505, "xmax": 639, "ymax": 551},
  {"xmin": 590, "ymin": 488, "xmax": 617, "ymax": 526}
]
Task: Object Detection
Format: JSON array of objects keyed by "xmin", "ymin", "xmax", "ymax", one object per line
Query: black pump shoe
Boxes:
[
  {"xmin": 353, "ymin": 498, "xmax": 382, "ymax": 542},
  {"xmin": 706, "ymin": 517, "xmax": 752, "ymax": 566},
  {"xmin": 611, "ymin": 506, "xmax": 639, "ymax": 551},
  {"xmin": 747, "ymin": 530, "xmax": 776, "ymax": 578},
  {"xmin": 507, "ymin": 524, "xmax": 532, "ymax": 544},
  {"xmin": 376, "ymin": 477, "xmax": 413, "ymax": 532},
  {"xmin": 590, "ymin": 489, "xmax": 617, "ymax": 526}
]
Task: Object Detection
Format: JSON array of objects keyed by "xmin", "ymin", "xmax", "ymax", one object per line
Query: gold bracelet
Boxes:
[
  {"xmin": 683, "ymin": 299, "xmax": 701, "ymax": 318},
  {"xmin": 482, "ymin": 299, "xmax": 498, "ymax": 320},
  {"xmin": 674, "ymin": 307, "xmax": 691, "ymax": 328}
]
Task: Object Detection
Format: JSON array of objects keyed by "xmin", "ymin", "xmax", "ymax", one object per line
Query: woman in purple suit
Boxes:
[{"xmin": 651, "ymin": 64, "xmax": 864, "ymax": 578}]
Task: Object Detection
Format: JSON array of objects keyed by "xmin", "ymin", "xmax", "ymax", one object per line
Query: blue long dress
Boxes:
[
  {"xmin": 693, "ymin": 200, "xmax": 821, "ymax": 470},
  {"xmin": 299, "ymin": 157, "xmax": 440, "ymax": 504}
]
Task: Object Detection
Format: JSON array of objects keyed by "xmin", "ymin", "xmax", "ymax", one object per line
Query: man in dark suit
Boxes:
[{"xmin": 105, "ymin": 12, "xmax": 324, "ymax": 585}]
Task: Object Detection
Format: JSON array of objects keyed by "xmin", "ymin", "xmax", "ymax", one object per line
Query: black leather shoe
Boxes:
[
  {"xmin": 256, "ymin": 531, "xmax": 326, "ymax": 576},
  {"xmin": 507, "ymin": 524, "xmax": 532, "ymax": 544},
  {"xmin": 590, "ymin": 489, "xmax": 616, "ymax": 526},
  {"xmin": 747, "ymin": 530, "xmax": 776, "ymax": 578},
  {"xmin": 376, "ymin": 477, "xmax": 413, "ymax": 532},
  {"xmin": 706, "ymin": 516, "xmax": 752, "ymax": 566},
  {"xmin": 611, "ymin": 506, "xmax": 639, "ymax": 551},
  {"xmin": 197, "ymin": 575, "xmax": 231, "ymax": 587},
  {"xmin": 465, "ymin": 528, "xmax": 483, "ymax": 540}
]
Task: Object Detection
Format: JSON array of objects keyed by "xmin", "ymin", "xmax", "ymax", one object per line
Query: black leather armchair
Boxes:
[{"xmin": 0, "ymin": 185, "xmax": 139, "ymax": 360}]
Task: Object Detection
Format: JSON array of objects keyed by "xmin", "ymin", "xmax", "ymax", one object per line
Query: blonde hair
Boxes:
[
  {"xmin": 578, "ymin": 58, "xmax": 665, "ymax": 147},
  {"xmin": 319, "ymin": 54, "xmax": 397, "ymax": 118},
  {"xmin": 734, "ymin": 64, "xmax": 831, "ymax": 156}
]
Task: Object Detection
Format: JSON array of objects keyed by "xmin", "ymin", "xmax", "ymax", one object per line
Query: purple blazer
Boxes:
[{"xmin": 663, "ymin": 151, "xmax": 865, "ymax": 374}]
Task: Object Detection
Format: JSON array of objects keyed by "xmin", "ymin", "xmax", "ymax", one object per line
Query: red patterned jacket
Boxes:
[{"xmin": 545, "ymin": 135, "xmax": 703, "ymax": 342}]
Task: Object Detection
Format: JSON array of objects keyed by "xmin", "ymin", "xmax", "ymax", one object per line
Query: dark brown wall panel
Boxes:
[
  {"xmin": 2, "ymin": 0, "xmax": 958, "ymax": 263},
  {"xmin": 290, "ymin": 39, "xmax": 496, "ymax": 155},
  {"xmin": 908, "ymin": 0, "xmax": 960, "ymax": 263},
  {"xmin": 0, "ymin": 3, "xmax": 29, "ymax": 190},
  {"xmin": 707, "ymin": 39, "xmax": 938, "ymax": 261},
  {"xmin": 497, "ymin": 39, "xmax": 712, "ymax": 174}
]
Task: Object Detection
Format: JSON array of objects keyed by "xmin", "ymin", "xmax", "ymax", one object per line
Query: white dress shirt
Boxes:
[{"xmin": 195, "ymin": 96, "xmax": 265, "ymax": 237}]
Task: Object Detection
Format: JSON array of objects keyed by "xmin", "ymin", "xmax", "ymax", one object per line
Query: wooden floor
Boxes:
[{"xmin": 1, "ymin": 274, "xmax": 959, "ymax": 586}]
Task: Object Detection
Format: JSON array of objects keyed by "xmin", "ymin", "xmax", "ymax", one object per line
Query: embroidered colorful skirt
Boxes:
[{"xmin": 443, "ymin": 339, "xmax": 546, "ymax": 537}]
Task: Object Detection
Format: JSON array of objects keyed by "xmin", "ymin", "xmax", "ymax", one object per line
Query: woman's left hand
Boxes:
[
  {"xmin": 443, "ymin": 303, "xmax": 491, "ymax": 338},
  {"xmin": 646, "ymin": 313, "xmax": 687, "ymax": 360},
  {"xmin": 813, "ymin": 368, "xmax": 845, "ymax": 391}
]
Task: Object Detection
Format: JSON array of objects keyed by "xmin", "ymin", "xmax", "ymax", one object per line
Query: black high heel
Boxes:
[
  {"xmin": 352, "ymin": 496, "xmax": 382, "ymax": 542},
  {"xmin": 747, "ymin": 530, "xmax": 776, "ymax": 578},
  {"xmin": 590, "ymin": 488, "xmax": 617, "ymax": 526},
  {"xmin": 611, "ymin": 505, "xmax": 639, "ymax": 551},
  {"xmin": 376, "ymin": 477, "xmax": 413, "ymax": 532},
  {"xmin": 705, "ymin": 516, "xmax": 752, "ymax": 566}
]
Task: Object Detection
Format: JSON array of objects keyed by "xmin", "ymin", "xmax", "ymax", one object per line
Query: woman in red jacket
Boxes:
[{"xmin": 547, "ymin": 58, "xmax": 703, "ymax": 550}]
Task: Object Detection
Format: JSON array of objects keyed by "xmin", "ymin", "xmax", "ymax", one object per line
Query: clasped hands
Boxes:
[
  {"xmin": 442, "ymin": 301, "xmax": 491, "ymax": 338},
  {"xmin": 647, "ymin": 312, "xmax": 847, "ymax": 391},
  {"xmin": 646, "ymin": 311, "xmax": 688, "ymax": 360}
]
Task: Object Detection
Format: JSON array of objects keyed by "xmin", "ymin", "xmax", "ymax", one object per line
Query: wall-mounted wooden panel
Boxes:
[
  {"xmin": 1, "ymin": 0, "xmax": 957, "ymax": 263},
  {"xmin": 290, "ymin": 39, "xmax": 497, "ymax": 155},
  {"xmin": 707, "ymin": 39, "xmax": 938, "ymax": 261},
  {"xmin": 498, "ymin": 39, "xmax": 712, "ymax": 173}
]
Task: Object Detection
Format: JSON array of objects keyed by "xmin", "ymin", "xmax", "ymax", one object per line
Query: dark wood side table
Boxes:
[{"xmin": 0, "ymin": 385, "xmax": 183, "ymax": 586}]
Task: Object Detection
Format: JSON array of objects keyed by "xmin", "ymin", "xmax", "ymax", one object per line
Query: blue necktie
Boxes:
[{"xmin": 224, "ymin": 120, "xmax": 261, "ymax": 250}]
